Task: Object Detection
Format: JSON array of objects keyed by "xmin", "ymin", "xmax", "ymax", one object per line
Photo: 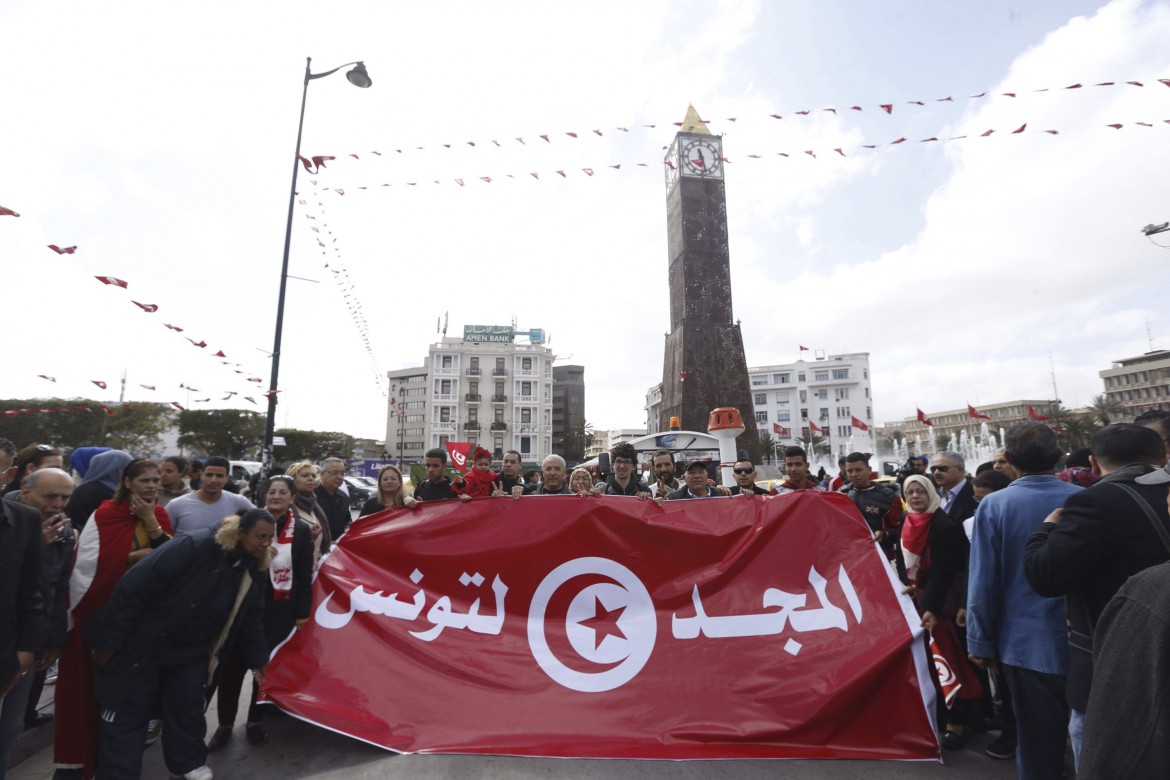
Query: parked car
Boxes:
[{"xmin": 343, "ymin": 476, "xmax": 372, "ymax": 509}]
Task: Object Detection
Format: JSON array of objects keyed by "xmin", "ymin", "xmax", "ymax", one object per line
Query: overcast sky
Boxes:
[{"xmin": 2, "ymin": 0, "xmax": 1168, "ymax": 443}]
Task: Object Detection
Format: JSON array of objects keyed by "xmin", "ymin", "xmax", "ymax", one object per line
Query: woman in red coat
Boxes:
[{"xmin": 54, "ymin": 459, "xmax": 171, "ymax": 779}]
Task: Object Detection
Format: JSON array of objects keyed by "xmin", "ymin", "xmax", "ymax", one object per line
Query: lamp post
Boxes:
[{"xmin": 263, "ymin": 57, "xmax": 371, "ymax": 472}]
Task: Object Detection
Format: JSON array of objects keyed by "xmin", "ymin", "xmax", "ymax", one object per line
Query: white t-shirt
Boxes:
[{"xmin": 166, "ymin": 491, "xmax": 255, "ymax": 535}]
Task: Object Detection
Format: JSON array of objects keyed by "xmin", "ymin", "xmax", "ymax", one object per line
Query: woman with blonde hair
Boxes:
[
  {"xmin": 285, "ymin": 460, "xmax": 330, "ymax": 564},
  {"xmin": 359, "ymin": 463, "xmax": 408, "ymax": 516}
]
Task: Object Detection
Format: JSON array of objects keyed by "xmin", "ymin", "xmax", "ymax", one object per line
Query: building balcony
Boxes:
[
  {"xmin": 464, "ymin": 393, "xmax": 482, "ymax": 402},
  {"xmin": 516, "ymin": 395, "xmax": 538, "ymax": 403},
  {"xmin": 434, "ymin": 393, "xmax": 458, "ymax": 402},
  {"xmin": 465, "ymin": 367, "xmax": 482, "ymax": 376},
  {"xmin": 491, "ymin": 394, "xmax": 508, "ymax": 403},
  {"xmin": 517, "ymin": 369, "xmax": 538, "ymax": 377},
  {"xmin": 492, "ymin": 368, "xmax": 507, "ymax": 376},
  {"xmin": 490, "ymin": 422, "xmax": 508, "ymax": 431},
  {"xmin": 433, "ymin": 422, "xmax": 455, "ymax": 433},
  {"xmin": 463, "ymin": 422, "xmax": 481, "ymax": 431},
  {"xmin": 434, "ymin": 367, "xmax": 459, "ymax": 376},
  {"xmin": 518, "ymin": 425, "xmax": 538, "ymax": 434}
]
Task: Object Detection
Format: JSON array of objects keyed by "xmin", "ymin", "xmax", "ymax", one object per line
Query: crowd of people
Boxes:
[{"xmin": 2, "ymin": 409, "xmax": 1168, "ymax": 779}]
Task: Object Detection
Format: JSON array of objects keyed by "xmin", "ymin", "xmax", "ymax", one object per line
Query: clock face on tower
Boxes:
[{"xmin": 680, "ymin": 138, "xmax": 723, "ymax": 179}]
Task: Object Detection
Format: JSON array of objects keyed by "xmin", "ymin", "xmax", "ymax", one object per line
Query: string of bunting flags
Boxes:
[
  {"xmin": 290, "ymin": 76, "xmax": 1170, "ymax": 161},
  {"xmin": 17, "ymin": 371, "xmax": 263, "ymax": 411},
  {"xmin": 298, "ymin": 186, "xmax": 387, "ymax": 398},
  {"xmin": 295, "ymin": 116, "xmax": 1170, "ymax": 190}
]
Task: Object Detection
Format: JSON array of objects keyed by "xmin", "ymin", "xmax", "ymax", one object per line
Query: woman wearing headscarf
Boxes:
[
  {"xmin": 54, "ymin": 458, "xmax": 171, "ymax": 779},
  {"xmin": 85, "ymin": 508, "xmax": 271, "ymax": 780},
  {"xmin": 209, "ymin": 477, "xmax": 312, "ymax": 751},
  {"xmin": 64, "ymin": 449, "xmax": 133, "ymax": 530},
  {"xmin": 69, "ymin": 447, "xmax": 111, "ymax": 480},
  {"xmin": 901, "ymin": 473, "xmax": 982, "ymax": 750},
  {"xmin": 285, "ymin": 460, "xmax": 330, "ymax": 565},
  {"xmin": 359, "ymin": 464, "xmax": 407, "ymax": 517},
  {"xmin": 569, "ymin": 468, "xmax": 595, "ymax": 495}
]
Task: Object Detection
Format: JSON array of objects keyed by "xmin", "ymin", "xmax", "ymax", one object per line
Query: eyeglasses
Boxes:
[
  {"xmin": 613, "ymin": 458, "xmax": 634, "ymax": 466},
  {"xmin": 929, "ymin": 465, "xmax": 954, "ymax": 473},
  {"xmin": 733, "ymin": 467, "xmax": 755, "ymax": 475},
  {"xmin": 322, "ymin": 470, "xmax": 345, "ymax": 477}
]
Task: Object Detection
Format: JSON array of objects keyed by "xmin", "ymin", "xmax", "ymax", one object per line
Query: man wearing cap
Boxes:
[
  {"xmin": 1022, "ymin": 423, "xmax": 1170, "ymax": 769},
  {"xmin": 664, "ymin": 461, "xmax": 725, "ymax": 500}
]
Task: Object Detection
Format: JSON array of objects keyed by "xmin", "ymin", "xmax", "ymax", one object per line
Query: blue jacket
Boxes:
[{"xmin": 967, "ymin": 474, "xmax": 1081, "ymax": 674}]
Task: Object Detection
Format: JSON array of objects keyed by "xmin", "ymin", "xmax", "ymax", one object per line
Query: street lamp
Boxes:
[{"xmin": 263, "ymin": 57, "xmax": 371, "ymax": 472}]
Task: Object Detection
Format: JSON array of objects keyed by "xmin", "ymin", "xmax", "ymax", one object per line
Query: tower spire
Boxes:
[{"xmin": 680, "ymin": 104, "xmax": 711, "ymax": 135}]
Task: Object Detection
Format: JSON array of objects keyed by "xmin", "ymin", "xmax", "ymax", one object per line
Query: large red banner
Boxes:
[{"xmin": 260, "ymin": 491, "xmax": 939, "ymax": 760}]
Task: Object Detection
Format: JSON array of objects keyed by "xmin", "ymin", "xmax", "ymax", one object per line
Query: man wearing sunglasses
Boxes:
[
  {"xmin": 729, "ymin": 460, "xmax": 769, "ymax": 495},
  {"xmin": 931, "ymin": 452, "xmax": 976, "ymax": 520}
]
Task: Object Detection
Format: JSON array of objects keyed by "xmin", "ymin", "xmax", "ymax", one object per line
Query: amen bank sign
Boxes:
[
  {"xmin": 462, "ymin": 324, "xmax": 514, "ymax": 343},
  {"xmin": 261, "ymin": 493, "xmax": 940, "ymax": 761}
]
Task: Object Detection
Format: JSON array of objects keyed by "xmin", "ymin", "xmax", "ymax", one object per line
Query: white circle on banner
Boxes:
[{"xmin": 528, "ymin": 557, "xmax": 656, "ymax": 692}]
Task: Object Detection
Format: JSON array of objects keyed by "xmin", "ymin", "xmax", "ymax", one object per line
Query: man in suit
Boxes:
[
  {"xmin": 931, "ymin": 451, "xmax": 977, "ymax": 520},
  {"xmin": 1023, "ymin": 423, "xmax": 1170, "ymax": 771}
]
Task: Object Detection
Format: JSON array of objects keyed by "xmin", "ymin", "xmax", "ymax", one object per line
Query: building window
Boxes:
[
  {"xmin": 441, "ymin": 355, "xmax": 453, "ymax": 368},
  {"xmin": 404, "ymin": 442, "xmax": 424, "ymax": 451},
  {"xmin": 494, "ymin": 408, "xmax": 504, "ymax": 422},
  {"xmin": 774, "ymin": 373, "xmax": 789, "ymax": 384},
  {"xmin": 439, "ymin": 407, "xmax": 451, "ymax": 422},
  {"xmin": 521, "ymin": 409, "xmax": 532, "ymax": 424},
  {"xmin": 520, "ymin": 436, "xmax": 532, "ymax": 455},
  {"xmin": 816, "ymin": 389, "xmax": 828, "ymax": 400},
  {"xmin": 404, "ymin": 387, "xmax": 426, "ymax": 396},
  {"xmin": 799, "ymin": 390, "xmax": 807, "ymax": 403},
  {"xmin": 468, "ymin": 408, "xmax": 478, "ymax": 422},
  {"xmin": 814, "ymin": 371, "xmax": 829, "ymax": 381},
  {"xmin": 832, "ymin": 369, "xmax": 849, "ymax": 380},
  {"xmin": 863, "ymin": 368, "xmax": 868, "ymax": 379},
  {"xmin": 402, "ymin": 401, "xmax": 425, "ymax": 410},
  {"xmin": 819, "ymin": 408, "xmax": 829, "ymax": 419},
  {"xmin": 751, "ymin": 377, "xmax": 768, "ymax": 386},
  {"xmin": 439, "ymin": 379, "xmax": 452, "ymax": 394},
  {"xmin": 521, "ymin": 381, "xmax": 533, "ymax": 395},
  {"xmin": 777, "ymin": 391, "xmax": 789, "ymax": 403},
  {"xmin": 405, "ymin": 413, "xmax": 424, "ymax": 422},
  {"xmin": 801, "ymin": 408, "xmax": 808, "ymax": 420},
  {"xmin": 438, "ymin": 435, "xmax": 449, "ymax": 446},
  {"xmin": 865, "ymin": 387, "xmax": 870, "ymax": 398},
  {"xmin": 522, "ymin": 357, "xmax": 532, "ymax": 370},
  {"xmin": 778, "ymin": 411, "xmax": 791, "ymax": 421},
  {"xmin": 755, "ymin": 410, "xmax": 768, "ymax": 423},
  {"xmin": 403, "ymin": 428, "xmax": 424, "ymax": 436},
  {"xmin": 798, "ymin": 373, "xmax": 806, "ymax": 382},
  {"xmin": 754, "ymin": 393, "xmax": 767, "ymax": 405},
  {"xmin": 494, "ymin": 436, "xmax": 504, "ymax": 452},
  {"xmin": 836, "ymin": 388, "xmax": 850, "ymax": 400}
]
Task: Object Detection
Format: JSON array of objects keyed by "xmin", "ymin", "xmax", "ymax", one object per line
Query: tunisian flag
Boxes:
[
  {"xmin": 444, "ymin": 441, "xmax": 472, "ymax": 472},
  {"xmin": 917, "ymin": 408, "xmax": 933, "ymax": 426},
  {"xmin": 261, "ymin": 493, "xmax": 939, "ymax": 760},
  {"xmin": 850, "ymin": 416, "xmax": 869, "ymax": 432},
  {"xmin": 967, "ymin": 404, "xmax": 991, "ymax": 420}
]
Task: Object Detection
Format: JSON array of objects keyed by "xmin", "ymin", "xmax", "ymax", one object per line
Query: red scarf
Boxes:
[
  {"xmin": 900, "ymin": 511, "xmax": 933, "ymax": 587},
  {"xmin": 269, "ymin": 509, "xmax": 297, "ymax": 600}
]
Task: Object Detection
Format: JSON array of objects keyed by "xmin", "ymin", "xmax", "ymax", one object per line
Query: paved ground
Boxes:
[{"xmin": 10, "ymin": 686, "xmax": 1020, "ymax": 780}]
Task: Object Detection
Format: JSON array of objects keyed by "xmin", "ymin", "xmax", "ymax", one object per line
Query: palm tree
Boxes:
[
  {"xmin": 1088, "ymin": 394, "xmax": 1126, "ymax": 426},
  {"xmin": 1043, "ymin": 403, "xmax": 1099, "ymax": 451},
  {"xmin": 795, "ymin": 433, "xmax": 830, "ymax": 460},
  {"xmin": 757, "ymin": 432, "xmax": 777, "ymax": 464}
]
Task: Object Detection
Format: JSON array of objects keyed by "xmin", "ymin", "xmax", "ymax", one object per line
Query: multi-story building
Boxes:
[
  {"xmin": 384, "ymin": 329, "xmax": 555, "ymax": 467},
  {"xmin": 552, "ymin": 365, "xmax": 586, "ymax": 465},
  {"xmin": 1100, "ymin": 349, "xmax": 1170, "ymax": 418},
  {"xmin": 747, "ymin": 353, "xmax": 874, "ymax": 456},
  {"xmin": 898, "ymin": 399, "xmax": 1055, "ymax": 454},
  {"xmin": 646, "ymin": 352, "xmax": 874, "ymax": 456},
  {"xmin": 584, "ymin": 428, "xmax": 647, "ymax": 461}
]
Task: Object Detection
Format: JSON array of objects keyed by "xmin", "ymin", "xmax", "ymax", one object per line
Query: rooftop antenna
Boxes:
[
  {"xmin": 1049, "ymin": 354, "xmax": 1060, "ymax": 405},
  {"xmin": 441, "ymin": 311, "xmax": 448, "ymax": 338}
]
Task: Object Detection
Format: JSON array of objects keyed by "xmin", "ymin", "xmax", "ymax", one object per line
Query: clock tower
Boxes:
[{"xmin": 659, "ymin": 105, "xmax": 759, "ymax": 461}]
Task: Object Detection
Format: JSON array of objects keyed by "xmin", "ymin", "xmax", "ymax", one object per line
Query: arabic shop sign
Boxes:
[{"xmin": 463, "ymin": 325, "xmax": 514, "ymax": 343}]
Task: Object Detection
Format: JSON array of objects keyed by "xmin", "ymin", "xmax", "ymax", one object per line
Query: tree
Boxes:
[
  {"xmin": 1088, "ymin": 394, "xmax": 1126, "ymax": 426},
  {"xmin": 104, "ymin": 403, "xmax": 175, "ymax": 455},
  {"xmin": 1043, "ymin": 403, "xmax": 1098, "ymax": 452},
  {"xmin": 757, "ymin": 432, "xmax": 777, "ymax": 464},
  {"xmin": 178, "ymin": 409, "xmax": 266, "ymax": 459},
  {"xmin": 795, "ymin": 433, "xmax": 830, "ymax": 460},
  {"xmin": 275, "ymin": 429, "xmax": 359, "ymax": 465},
  {"xmin": 0, "ymin": 398, "xmax": 173, "ymax": 455}
]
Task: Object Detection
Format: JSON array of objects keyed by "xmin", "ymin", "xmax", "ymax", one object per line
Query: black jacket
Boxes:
[
  {"xmin": 943, "ymin": 480, "xmax": 978, "ymax": 522},
  {"xmin": 913, "ymin": 509, "xmax": 969, "ymax": 617},
  {"xmin": 64, "ymin": 480, "xmax": 114, "ymax": 530},
  {"xmin": 0, "ymin": 499, "xmax": 43, "ymax": 658},
  {"xmin": 315, "ymin": 484, "xmax": 352, "ymax": 540},
  {"xmin": 604, "ymin": 477, "xmax": 650, "ymax": 496},
  {"xmin": 85, "ymin": 524, "xmax": 268, "ymax": 711},
  {"xmin": 730, "ymin": 484, "xmax": 770, "ymax": 496},
  {"xmin": 415, "ymin": 478, "xmax": 458, "ymax": 501},
  {"xmin": 1023, "ymin": 463, "xmax": 1170, "ymax": 711},
  {"xmin": 666, "ymin": 486, "xmax": 722, "ymax": 499}
]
